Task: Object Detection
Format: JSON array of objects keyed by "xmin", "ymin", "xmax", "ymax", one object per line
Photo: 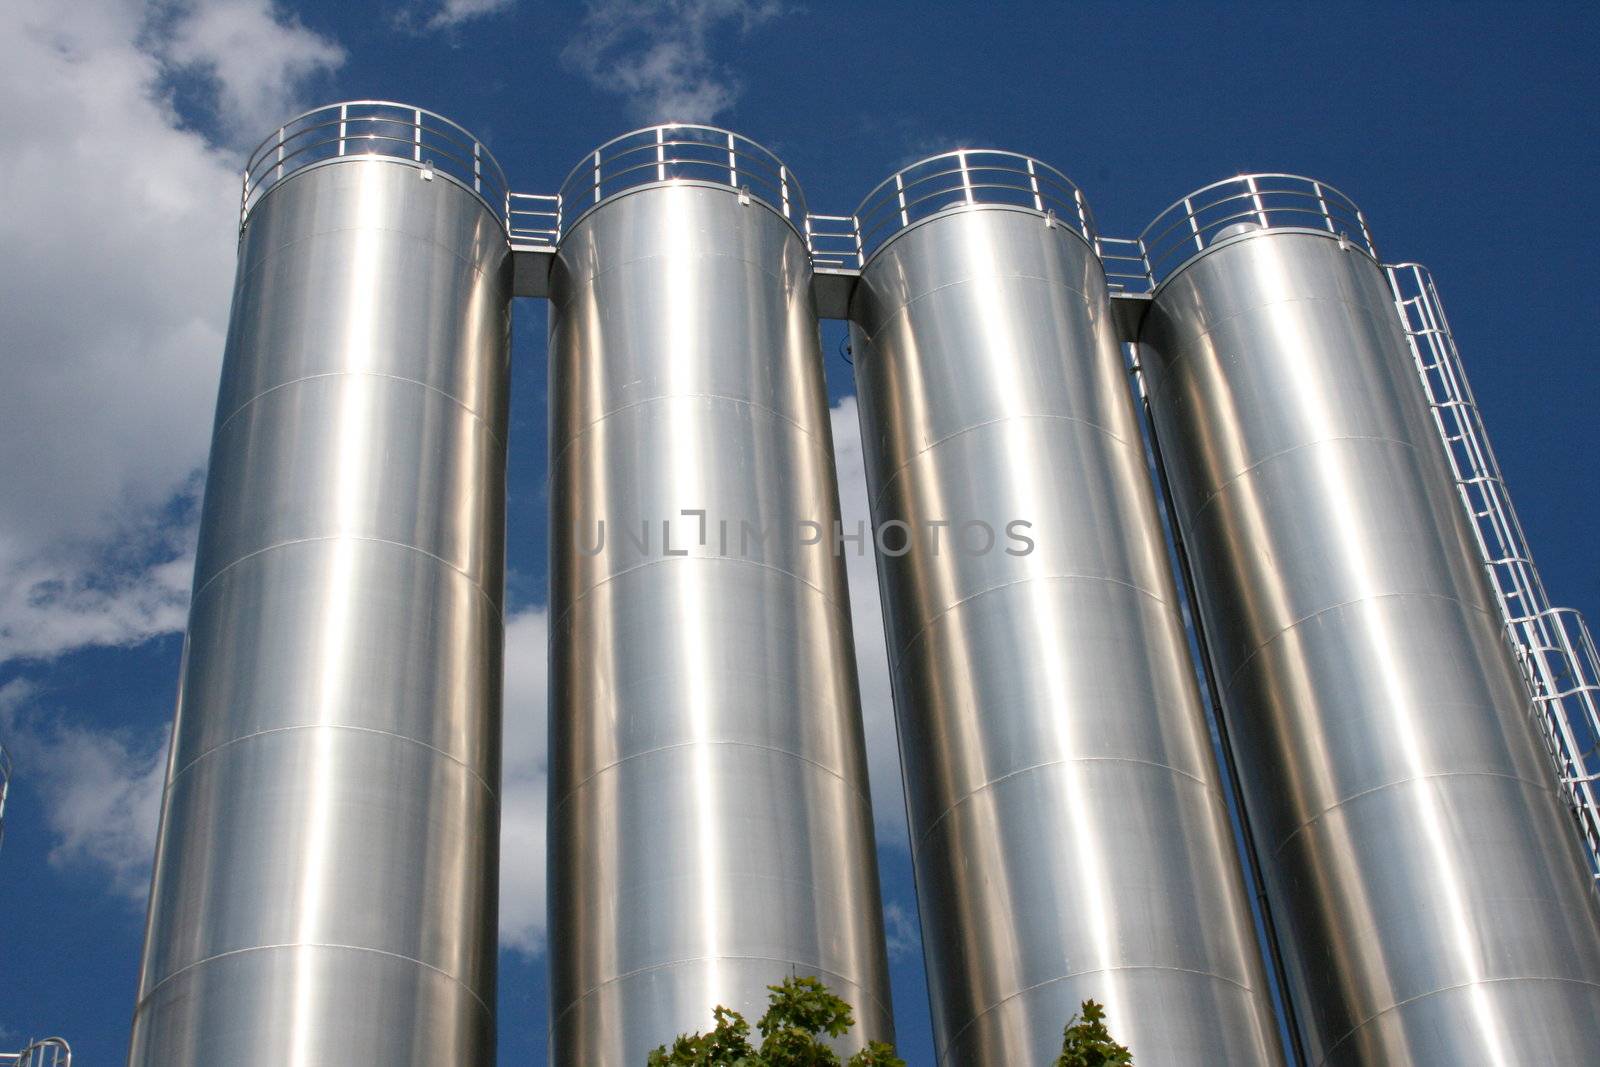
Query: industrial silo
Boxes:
[
  {"xmin": 545, "ymin": 126, "xmax": 892, "ymax": 1063},
  {"xmin": 1135, "ymin": 175, "xmax": 1600, "ymax": 1064},
  {"xmin": 129, "ymin": 103, "xmax": 510, "ymax": 1063},
  {"xmin": 847, "ymin": 152, "xmax": 1283, "ymax": 1065}
]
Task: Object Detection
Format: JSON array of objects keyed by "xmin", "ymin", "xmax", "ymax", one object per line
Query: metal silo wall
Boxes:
[
  {"xmin": 546, "ymin": 183, "xmax": 892, "ymax": 1062},
  {"xmin": 849, "ymin": 204, "xmax": 1283, "ymax": 1066},
  {"xmin": 1139, "ymin": 227, "xmax": 1600, "ymax": 1064},
  {"xmin": 128, "ymin": 158, "xmax": 510, "ymax": 1063}
]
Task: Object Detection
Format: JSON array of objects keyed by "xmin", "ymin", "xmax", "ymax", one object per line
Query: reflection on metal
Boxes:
[
  {"xmin": 1388, "ymin": 263, "xmax": 1600, "ymax": 884},
  {"xmin": 130, "ymin": 104, "xmax": 511, "ymax": 1063},
  {"xmin": 0, "ymin": 1037, "xmax": 72, "ymax": 1067},
  {"xmin": 0, "ymin": 742, "xmax": 10, "ymax": 856},
  {"xmin": 545, "ymin": 130, "xmax": 891, "ymax": 1064},
  {"xmin": 848, "ymin": 155, "xmax": 1282, "ymax": 1066},
  {"xmin": 1138, "ymin": 183, "xmax": 1600, "ymax": 1065}
]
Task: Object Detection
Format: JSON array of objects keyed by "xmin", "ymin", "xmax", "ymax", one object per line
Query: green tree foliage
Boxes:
[
  {"xmin": 1055, "ymin": 999, "xmax": 1133, "ymax": 1067},
  {"xmin": 646, "ymin": 975, "xmax": 905, "ymax": 1067}
]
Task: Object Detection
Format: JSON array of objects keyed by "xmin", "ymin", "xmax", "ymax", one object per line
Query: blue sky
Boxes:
[{"xmin": 1, "ymin": 1, "xmax": 1597, "ymax": 1063}]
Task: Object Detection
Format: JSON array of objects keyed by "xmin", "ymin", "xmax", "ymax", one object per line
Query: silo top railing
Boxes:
[
  {"xmin": 853, "ymin": 150, "xmax": 1097, "ymax": 264},
  {"xmin": 0, "ymin": 1037, "xmax": 72, "ymax": 1067},
  {"xmin": 556, "ymin": 124, "xmax": 809, "ymax": 237},
  {"xmin": 241, "ymin": 101, "xmax": 511, "ymax": 232},
  {"xmin": 1140, "ymin": 173, "xmax": 1376, "ymax": 287}
]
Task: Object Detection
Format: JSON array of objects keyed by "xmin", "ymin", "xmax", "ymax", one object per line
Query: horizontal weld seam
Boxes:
[
  {"xmin": 213, "ymin": 370, "xmax": 506, "ymax": 450},
  {"xmin": 1315, "ymin": 976, "xmax": 1600, "ymax": 1067},
  {"xmin": 1183, "ymin": 433, "xmax": 1418, "ymax": 527},
  {"xmin": 1268, "ymin": 769, "xmax": 1566, "ymax": 865},
  {"xmin": 938, "ymin": 963, "xmax": 1263, "ymax": 1066},
  {"xmin": 890, "ymin": 573, "xmax": 1176, "ymax": 668},
  {"xmin": 239, "ymin": 210, "xmax": 510, "ymax": 298},
  {"xmin": 1142, "ymin": 287, "xmax": 1401, "ymax": 406},
  {"xmin": 867, "ymin": 412, "xmax": 1135, "ymax": 521},
  {"xmin": 549, "ymin": 243, "xmax": 807, "ymax": 313},
  {"xmin": 913, "ymin": 755, "xmax": 1220, "ymax": 857},
  {"xmin": 551, "ymin": 955, "xmax": 890, "ymax": 1037},
  {"xmin": 191, "ymin": 535, "xmax": 502, "ymax": 620},
  {"xmin": 853, "ymin": 265, "xmax": 1101, "ymax": 351},
  {"xmin": 547, "ymin": 391, "xmax": 829, "ymax": 477},
  {"xmin": 133, "ymin": 941, "xmax": 492, "ymax": 1020},
  {"xmin": 551, "ymin": 553, "xmax": 848, "ymax": 634},
  {"xmin": 166, "ymin": 722, "xmax": 498, "ymax": 799},
  {"xmin": 1220, "ymin": 590, "xmax": 1500, "ymax": 694},
  {"xmin": 548, "ymin": 738, "xmax": 869, "ymax": 823}
]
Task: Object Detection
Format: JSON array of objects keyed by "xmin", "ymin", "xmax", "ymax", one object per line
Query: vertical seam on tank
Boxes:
[
  {"xmin": 189, "ymin": 534, "xmax": 503, "ymax": 618},
  {"xmin": 131, "ymin": 941, "xmax": 494, "ymax": 1021},
  {"xmin": 887, "ymin": 572, "xmax": 1178, "ymax": 669},
  {"xmin": 164, "ymin": 722, "xmax": 499, "ymax": 799},
  {"xmin": 910, "ymin": 754, "xmax": 1224, "ymax": 857},
  {"xmin": 1266, "ymin": 769, "xmax": 1569, "ymax": 866},
  {"xmin": 936, "ymin": 963, "xmax": 1266, "ymax": 1067},
  {"xmin": 547, "ymin": 390, "xmax": 828, "ymax": 477},
  {"xmin": 547, "ymin": 738, "xmax": 872, "ymax": 822},
  {"xmin": 550, "ymin": 552, "xmax": 848, "ymax": 633},
  {"xmin": 1177, "ymin": 433, "xmax": 1421, "ymax": 526},
  {"xmin": 864, "ymin": 411, "xmax": 1137, "ymax": 521},
  {"xmin": 1217, "ymin": 589, "xmax": 1503, "ymax": 695},
  {"xmin": 212, "ymin": 370, "xmax": 507, "ymax": 449},
  {"xmin": 1311, "ymin": 975, "xmax": 1600, "ymax": 1067}
]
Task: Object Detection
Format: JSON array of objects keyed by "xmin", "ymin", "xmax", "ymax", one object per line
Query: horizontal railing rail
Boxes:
[
  {"xmin": 556, "ymin": 124, "xmax": 808, "ymax": 233},
  {"xmin": 853, "ymin": 150, "xmax": 1096, "ymax": 261},
  {"xmin": 1141, "ymin": 174, "xmax": 1376, "ymax": 287},
  {"xmin": 1096, "ymin": 234, "xmax": 1152, "ymax": 295},
  {"xmin": 509, "ymin": 192, "xmax": 561, "ymax": 247},
  {"xmin": 1388, "ymin": 262, "xmax": 1600, "ymax": 888},
  {"xmin": 241, "ymin": 101, "xmax": 510, "ymax": 232},
  {"xmin": 805, "ymin": 213, "xmax": 863, "ymax": 270}
]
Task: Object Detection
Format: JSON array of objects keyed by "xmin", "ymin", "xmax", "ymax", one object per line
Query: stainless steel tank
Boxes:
[
  {"xmin": 545, "ymin": 126, "xmax": 892, "ymax": 1063},
  {"xmin": 847, "ymin": 152, "xmax": 1283, "ymax": 1066},
  {"xmin": 129, "ymin": 104, "xmax": 511, "ymax": 1064},
  {"xmin": 1136, "ymin": 176, "xmax": 1600, "ymax": 1065}
]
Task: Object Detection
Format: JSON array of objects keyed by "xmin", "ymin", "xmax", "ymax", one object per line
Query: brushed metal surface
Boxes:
[
  {"xmin": 849, "ymin": 205, "xmax": 1283, "ymax": 1066},
  {"xmin": 546, "ymin": 182, "xmax": 892, "ymax": 1063},
  {"xmin": 129, "ymin": 158, "xmax": 511, "ymax": 1064},
  {"xmin": 1139, "ymin": 227, "xmax": 1600, "ymax": 1065}
]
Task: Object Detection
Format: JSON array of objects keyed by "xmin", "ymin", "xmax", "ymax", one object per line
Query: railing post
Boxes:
[
  {"xmin": 1026, "ymin": 157, "xmax": 1043, "ymax": 212},
  {"xmin": 958, "ymin": 150, "xmax": 973, "ymax": 204},
  {"xmin": 656, "ymin": 126, "xmax": 666, "ymax": 182},
  {"xmin": 1313, "ymin": 179, "xmax": 1334, "ymax": 233},
  {"xmin": 593, "ymin": 149, "xmax": 602, "ymax": 205},
  {"xmin": 727, "ymin": 131, "xmax": 737, "ymax": 189},
  {"xmin": 338, "ymin": 103, "xmax": 347, "ymax": 157},
  {"xmin": 895, "ymin": 171, "xmax": 909, "ymax": 229},
  {"xmin": 413, "ymin": 107, "xmax": 423, "ymax": 163},
  {"xmin": 275, "ymin": 125, "xmax": 285, "ymax": 183},
  {"xmin": 1245, "ymin": 174, "xmax": 1268, "ymax": 228}
]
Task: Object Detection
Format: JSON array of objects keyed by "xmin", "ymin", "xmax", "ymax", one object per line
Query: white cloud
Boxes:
[
  {"xmin": 830, "ymin": 396, "xmax": 909, "ymax": 849},
  {"xmin": 161, "ymin": 1, "xmax": 344, "ymax": 144},
  {"xmin": 0, "ymin": 0, "xmax": 342, "ymax": 664},
  {"xmin": 498, "ymin": 606, "xmax": 549, "ymax": 954},
  {"xmin": 883, "ymin": 899, "xmax": 919, "ymax": 961},
  {"xmin": 0, "ymin": 679, "xmax": 169, "ymax": 899},
  {"xmin": 562, "ymin": 0, "xmax": 788, "ymax": 123},
  {"xmin": 415, "ymin": 0, "xmax": 518, "ymax": 31}
]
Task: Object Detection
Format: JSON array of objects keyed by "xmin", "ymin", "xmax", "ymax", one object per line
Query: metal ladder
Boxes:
[{"xmin": 1387, "ymin": 262, "xmax": 1600, "ymax": 886}]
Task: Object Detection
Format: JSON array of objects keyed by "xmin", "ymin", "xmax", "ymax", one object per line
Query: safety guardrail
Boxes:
[
  {"xmin": 0, "ymin": 1037, "xmax": 72, "ymax": 1067},
  {"xmin": 853, "ymin": 149, "xmax": 1096, "ymax": 263},
  {"xmin": 804, "ymin": 213, "xmax": 862, "ymax": 270},
  {"xmin": 1388, "ymin": 262, "xmax": 1600, "ymax": 887},
  {"xmin": 240, "ymin": 101, "xmax": 510, "ymax": 232},
  {"xmin": 556, "ymin": 124, "xmax": 808, "ymax": 234},
  {"xmin": 1141, "ymin": 174, "xmax": 1376, "ymax": 287}
]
